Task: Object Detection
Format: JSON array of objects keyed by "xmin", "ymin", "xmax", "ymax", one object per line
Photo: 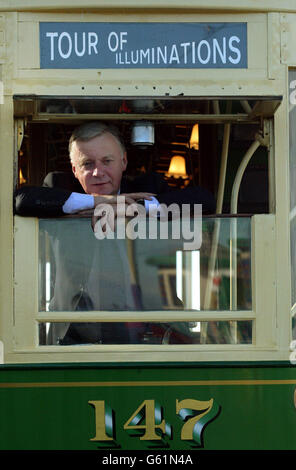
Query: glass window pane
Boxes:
[
  {"xmin": 39, "ymin": 216, "xmax": 252, "ymax": 311},
  {"xmin": 39, "ymin": 320, "xmax": 252, "ymax": 345},
  {"xmin": 38, "ymin": 216, "xmax": 252, "ymax": 345}
]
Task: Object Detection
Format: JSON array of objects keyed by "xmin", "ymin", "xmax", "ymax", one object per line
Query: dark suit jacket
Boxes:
[{"xmin": 14, "ymin": 171, "xmax": 216, "ymax": 216}]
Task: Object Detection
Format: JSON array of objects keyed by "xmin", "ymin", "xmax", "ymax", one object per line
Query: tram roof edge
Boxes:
[{"xmin": 0, "ymin": 0, "xmax": 295, "ymax": 14}]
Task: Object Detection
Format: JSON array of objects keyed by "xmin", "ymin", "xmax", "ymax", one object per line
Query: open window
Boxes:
[
  {"xmin": 15, "ymin": 96, "xmax": 279, "ymax": 215},
  {"xmin": 13, "ymin": 95, "xmax": 281, "ymax": 359}
]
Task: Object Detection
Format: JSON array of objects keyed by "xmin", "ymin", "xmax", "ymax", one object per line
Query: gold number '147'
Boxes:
[{"xmin": 89, "ymin": 398, "xmax": 220, "ymax": 445}]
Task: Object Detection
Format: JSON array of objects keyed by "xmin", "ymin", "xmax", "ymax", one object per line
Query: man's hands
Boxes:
[
  {"xmin": 93, "ymin": 192, "xmax": 155, "ymax": 208},
  {"xmin": 90, "ymin": 192, "xmax": 156, "ymax": 233}
]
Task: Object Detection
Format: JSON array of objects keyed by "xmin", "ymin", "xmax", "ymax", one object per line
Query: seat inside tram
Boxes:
[{"xmin": 14, "ymin": 96, "xmax": 278, "ymax": 346}]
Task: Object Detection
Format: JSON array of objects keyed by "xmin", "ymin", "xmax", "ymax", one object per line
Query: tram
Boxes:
[{"xmin": 1, "ymin": 0, "xmax": 296, "ymax": 454}]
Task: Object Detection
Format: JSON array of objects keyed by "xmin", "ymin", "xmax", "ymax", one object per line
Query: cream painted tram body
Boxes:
[{"xmin": 0, "ymin": 1, "xmax": 296, "ymax": 451}]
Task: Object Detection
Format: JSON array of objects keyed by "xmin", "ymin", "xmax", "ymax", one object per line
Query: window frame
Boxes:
[
  {"xmin": 10, "ymin": 95, "xmax": 285, "ymax": 363},
  {"xmin": 13, "ymin": 212, "xmax": 277, "ymax": 363}
]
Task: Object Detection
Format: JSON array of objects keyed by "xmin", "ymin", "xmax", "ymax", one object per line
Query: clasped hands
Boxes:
[{"xmin": 78, "ymin": 192, "xmax": 156, "ymax": 232}]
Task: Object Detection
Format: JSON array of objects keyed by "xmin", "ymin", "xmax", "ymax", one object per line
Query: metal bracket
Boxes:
[{"xmin": 16, "ymin": 118, "xmax": 27, "ymax": 152}]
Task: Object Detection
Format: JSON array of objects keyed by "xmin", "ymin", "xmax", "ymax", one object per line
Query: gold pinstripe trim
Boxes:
[{"xmin": 0, "ymin": 379, "xmax": 296, "ymax": 388}]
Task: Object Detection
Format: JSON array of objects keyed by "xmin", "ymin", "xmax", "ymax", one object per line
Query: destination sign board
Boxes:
[{"xmin": 39, "ymin": 22, "xmax": 247, "ymax": 69}]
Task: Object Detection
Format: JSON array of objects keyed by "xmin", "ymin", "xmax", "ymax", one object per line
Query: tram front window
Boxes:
[{"xmin": 14, "ymin": 96, "xmax": 277, "ymax": 348}]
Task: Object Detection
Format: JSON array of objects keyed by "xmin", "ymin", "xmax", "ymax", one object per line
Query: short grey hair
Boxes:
[{"xmin": 69, "ymin": 121, "xmax": 126, "ymax": 162}]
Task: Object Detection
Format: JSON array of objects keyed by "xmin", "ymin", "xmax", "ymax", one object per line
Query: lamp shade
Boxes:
[
  {"xmin": 166, "ymin": 155, "xmax": 188, "ymax": 178},
  {"xmin": 189, "ymin": 123, "xmax": 199, "ymax": 150},
  {"xmin": 19, "ymin": 167, "xmax": 26, "ymax": 184}
]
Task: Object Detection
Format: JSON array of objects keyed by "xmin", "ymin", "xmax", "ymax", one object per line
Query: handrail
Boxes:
[{"xmin": 229, "ymin": 132, "xmax": 269, "ymax": 315}]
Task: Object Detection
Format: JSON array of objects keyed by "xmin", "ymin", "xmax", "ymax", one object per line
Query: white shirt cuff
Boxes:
[
  {"xmin": 62, "ymin": 193, "xmax": 94, "ymax": 214},
  {"xmin": 62, "ymin": 193, "xmax": 159, "ymax": 214},
  {"xmin": 144, "ymin": 196, "xmax": 160, "ymax": 212}
]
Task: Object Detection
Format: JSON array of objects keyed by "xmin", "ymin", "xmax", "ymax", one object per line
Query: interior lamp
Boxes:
[
  {"xmin": 189, "ymin": 123, "xmax": 199, "ymax": 150},
  {"xmin": 131, "ymin": 121, "xmax": 155, "ymax": 148},
  {"xmin": 166, "ymin": 155, "xmax": 188, "ymax": 179},
  {"xmin": 19, "ymin": 167, "xmax": 26, "ymax": 184}
]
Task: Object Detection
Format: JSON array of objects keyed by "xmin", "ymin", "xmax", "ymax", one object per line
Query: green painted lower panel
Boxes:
[{"xmin": 0, "ymin": 362, "xmax": 296, "ymax": 450}]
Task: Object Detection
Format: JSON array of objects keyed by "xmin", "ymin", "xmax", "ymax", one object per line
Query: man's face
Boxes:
[{"xmin": 71, "ymin": 132, "xmax": 127, "ymax": 195}]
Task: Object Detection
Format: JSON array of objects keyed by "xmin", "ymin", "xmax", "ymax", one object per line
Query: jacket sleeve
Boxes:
[
  {"xmin": 122, "ymin": 172, "xmax": 216, "ymax": 214},
  {"xmin": 14, "ymin": 186, "xmax": 72, "ymax": 217},
  {"xmin": 157, "ymin": 186, "xmax": 216, "ymax": 214}
]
